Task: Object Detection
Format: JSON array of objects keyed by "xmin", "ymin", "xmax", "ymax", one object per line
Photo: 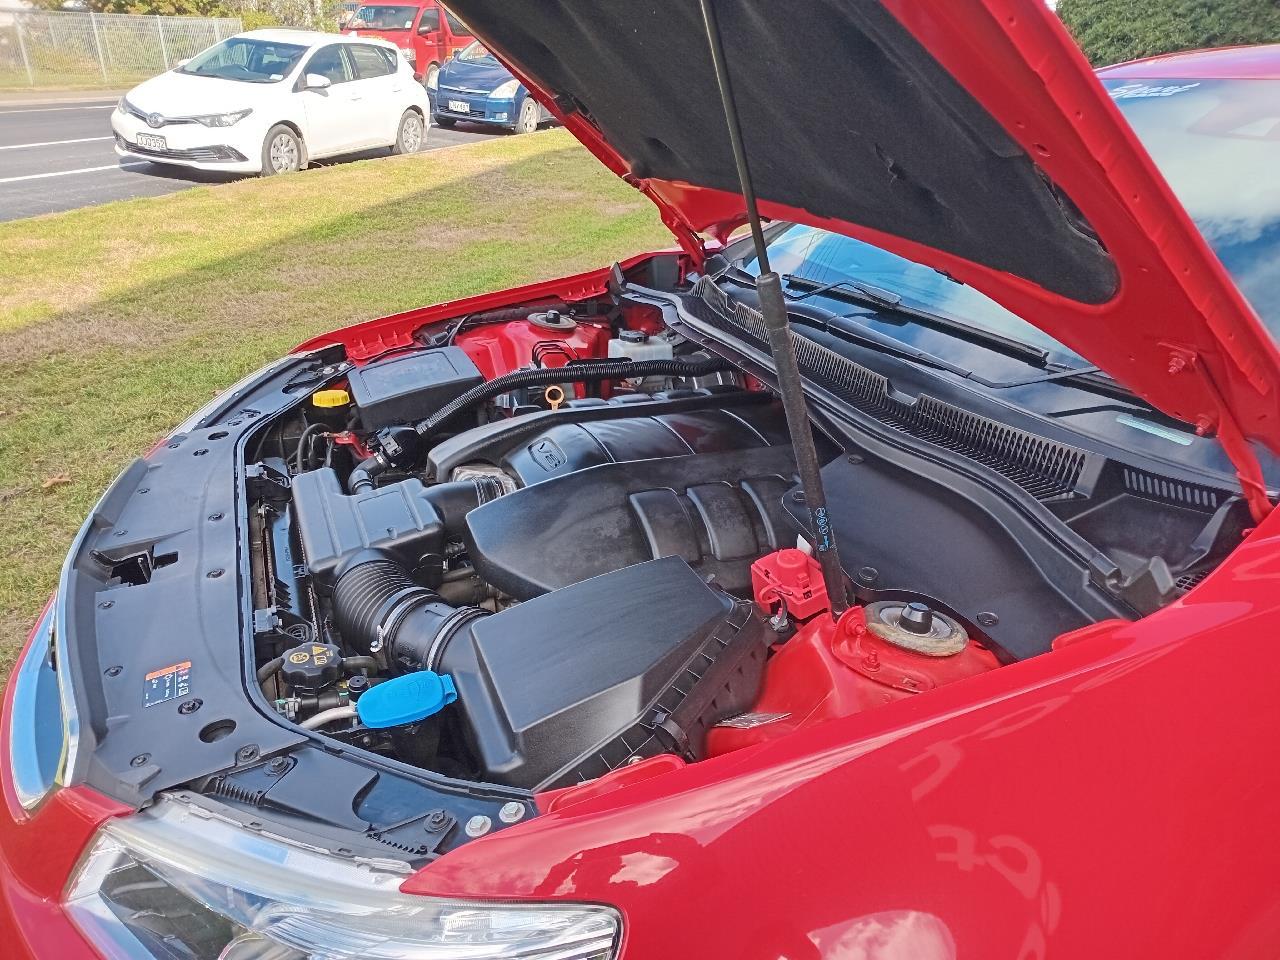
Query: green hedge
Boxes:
[{"xmin": 1059, "ymin": 0, "xmax": 1280, "ymax": 66}]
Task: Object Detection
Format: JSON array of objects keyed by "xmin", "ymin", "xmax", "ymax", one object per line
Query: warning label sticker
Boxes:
[{"xmin": 144, "ymin": 661, "xmax": 192, "ymax": 708}]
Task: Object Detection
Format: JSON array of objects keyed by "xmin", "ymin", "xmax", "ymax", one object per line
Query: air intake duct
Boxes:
[
  {"xmin": 328, "ymin": 554, "xmax": 770, "ymax": 791},
  {"xmin": 331, "ymin": 553, "xmax": 487, "ymax": 669}
]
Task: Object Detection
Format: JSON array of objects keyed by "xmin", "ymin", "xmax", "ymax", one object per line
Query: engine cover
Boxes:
[
  {"xmin": 437, "ymin": 556, "xmax": 769, "ymax": 789},
  {"xmin": 465, "ymin": 444, "xmax": 801, "ymax": 599},
  {"xmin": 499, "ymin": 404, "xmax": 791, "ymax": 487}
]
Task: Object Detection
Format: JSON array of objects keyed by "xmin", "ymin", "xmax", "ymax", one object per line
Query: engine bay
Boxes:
[{"xmin": 238, "ymin": 274, "xmax": 1248, "ymax": 797}]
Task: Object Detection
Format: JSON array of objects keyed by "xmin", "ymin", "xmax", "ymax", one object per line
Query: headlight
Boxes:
[
  {"xmin": 192, "ymin": 108, "xmax": 253, "ymax": 127},
  {"xmin": 490, "ymin": 79, "xmax": 519, "ymax": 99},
  {"xmin": 5, "ymin": 601, "xmax": 65, "ymax": 811},
  {"xmin": 401, "ymin": 46, "xmax": 417, "ymax": 62},
  {"xmin": 67, "ymin": 796, "xmax": 621, "ymax": 960}
]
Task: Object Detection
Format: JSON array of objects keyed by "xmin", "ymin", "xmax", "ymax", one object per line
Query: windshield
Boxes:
[
  {"xmin": 740, "ymin": 75, "xmax": 1280, "ymax": 361},
  {"xmin": 348, "ymin": 4, "xmax": 417, "ymax": 29},
  {"xmin": 178, "ymin": 37, "xmax": 307, "ymax": 83},
  {"xmin": 1104, "ymin": 77, "xmax": 1280, "ymax": 341},
  {"xmin": 458, "ymin": 40, "xmax": 495, "ymax": 62},
  {"xmin": 739, "ymin": 227, "xmax": 1087, "ymax": 364}
]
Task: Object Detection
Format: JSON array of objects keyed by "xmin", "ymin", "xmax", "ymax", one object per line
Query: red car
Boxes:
[
  {"xmin": 343, "ymin": 0, "xmax": 473, "ymax": 90},
  {"xmin": 5, "ymin": 2, "xmax": 1280, "ymax": 958}
]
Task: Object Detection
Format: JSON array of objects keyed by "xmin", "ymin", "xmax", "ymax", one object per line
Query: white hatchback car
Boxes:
[{"xmin": 112, "ymin": 29, "xmax": 430, "ymax": 176}]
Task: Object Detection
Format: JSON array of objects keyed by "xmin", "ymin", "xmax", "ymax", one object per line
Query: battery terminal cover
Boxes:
[{"xmin": 751, "ymin": 548, "xmax": 830, "ymax": 620}]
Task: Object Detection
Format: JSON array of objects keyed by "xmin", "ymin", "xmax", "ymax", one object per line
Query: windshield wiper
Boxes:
[
  {"xmin": 780, "ymin": 272, "xmax": 1050, "ymax": 365},
  {"xmin": 782, "ymin": 275, "xmax": 902, "ymax": 309},
  {"xmin": 785, "ymin": 305, "xmax": 1113, "ymax": 392},
  {"xmin": 713, "ymin": 267, "xmax": 1137, "ymax": 399}
]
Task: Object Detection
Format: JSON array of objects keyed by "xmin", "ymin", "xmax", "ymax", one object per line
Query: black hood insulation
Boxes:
[{"xmin": 442, "ymin": 0, "xmax": 1117, "ymax": 304}]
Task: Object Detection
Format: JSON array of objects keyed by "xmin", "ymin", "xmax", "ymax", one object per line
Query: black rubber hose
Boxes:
[
  {"xmin": 293, "ymin": 423, "xmax": 327, "ymax": 475},
  {"xmin": 414, "ymin": 355, "xmax": 730, "ymax": 440},
  {"xmin": 257, "ymin": 656, "xmax": 283, "ymax": 684},
  {"xmin": 422, "ymin": 475, "xmax": 507, "ymax": 534},
  {"xmin": 341, "ymin": 656, "xmax": 379, "ymax": 674},
  {"xmin": 348, "ymin": 455, "xmax": 383, "ymax": 494},
  {"xmin": 332, "ymin": 556, "xmax": 486, "ymax": 667}
]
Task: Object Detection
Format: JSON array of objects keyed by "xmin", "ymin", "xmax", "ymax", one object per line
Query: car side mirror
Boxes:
[
  {"xmin": 451, "ymin": 49, "xmax": 461, "ymax": 59},
  {"xmin": 418, "ymin": 22, "xmax": 436, "ymax": 36},
  {"xmin": 175, "ymin": 57, "xmax": 191, "ymax": 68},
  {"xmin": 304, "ymin": 73, "xmax": 332, "ymax": 90}
]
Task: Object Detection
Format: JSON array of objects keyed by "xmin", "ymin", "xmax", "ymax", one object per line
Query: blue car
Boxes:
[{"xmin": 433, "ymin": 40, "xmax": 551, "ymax": 133}]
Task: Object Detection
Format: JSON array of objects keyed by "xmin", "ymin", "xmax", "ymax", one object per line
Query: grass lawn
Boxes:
[{"xmin": 0, "ymin": 129, "xmax": 670, "ymax": 676}]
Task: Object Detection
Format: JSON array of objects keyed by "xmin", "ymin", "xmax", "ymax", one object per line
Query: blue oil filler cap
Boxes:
[{"xmin": 356, "ymin": 671, "xmax": 457, "ymax": 729}]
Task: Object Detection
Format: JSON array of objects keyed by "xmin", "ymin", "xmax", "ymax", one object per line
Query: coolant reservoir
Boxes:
[
  {"xmin": 608, "ymin": 330, "xmax": 674, "ymax": 391},
  {"xmin": 608, "ymin": 329, "xmax": 675, "ymax": 363}
]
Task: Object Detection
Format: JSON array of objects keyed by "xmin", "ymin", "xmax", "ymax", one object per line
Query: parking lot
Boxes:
[{"xmin": 0, "ymin": 94, "xmax": 493, "ymax": 221}]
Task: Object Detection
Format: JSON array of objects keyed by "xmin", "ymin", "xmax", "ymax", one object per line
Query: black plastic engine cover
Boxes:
[
  {"xmin": 501, "ymin": 405, "xmax": 792, "ymax": 487},
  {"xmin": 437, "ymin": 557, "xmax": 768, "ymax": 789},
  {"xmin": 464, "ymin": 444, "xmax": 801, "ymax": 600},
  {"xmin": 292, "ymin": 468, "xmax": 443, "ymax": 588}
]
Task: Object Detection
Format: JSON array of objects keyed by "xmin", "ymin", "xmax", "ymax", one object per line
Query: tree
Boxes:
[
  {"xmin": 1058, "ymin": 0, "xmax": 1280, "ymax": 66},
  {"xmin": 87, "ymin": 0, "xmax": 235, "ymax": 14}
]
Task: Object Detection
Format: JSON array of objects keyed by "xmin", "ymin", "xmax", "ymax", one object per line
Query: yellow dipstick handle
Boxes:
[{"xmin": 545, "ymin": 385, "xmax": 566, "ymax": 411}]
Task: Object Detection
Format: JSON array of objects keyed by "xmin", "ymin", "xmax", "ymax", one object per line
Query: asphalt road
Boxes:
[{"xmin": 0, "ymin": 95, "xmax": 495, "ymax": 222}]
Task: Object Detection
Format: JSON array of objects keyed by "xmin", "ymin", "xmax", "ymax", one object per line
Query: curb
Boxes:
[{"xmin": 0, "ymin": 91, "xmax": 128, "ymax": 106}]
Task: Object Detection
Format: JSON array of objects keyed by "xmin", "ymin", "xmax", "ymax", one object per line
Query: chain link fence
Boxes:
[{"xmin": 0, "ymin": 11, "xmax": 243, "ymax": 88}]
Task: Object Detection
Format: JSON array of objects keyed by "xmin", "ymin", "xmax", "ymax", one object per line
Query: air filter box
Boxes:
[
  {"xmin": 347, "ymin": 347, "xmax": 484, "ymax": 430},
  {"xmin": 437, "ymin": 556, "xmax": 769, "ymax": 789}
]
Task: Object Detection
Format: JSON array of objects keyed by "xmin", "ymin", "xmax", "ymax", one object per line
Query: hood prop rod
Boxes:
[{"xmin": 697, "ymin": 0, "xmax": 849, "ymax": 618}]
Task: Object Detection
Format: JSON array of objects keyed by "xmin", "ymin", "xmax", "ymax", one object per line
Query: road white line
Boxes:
[
  {"xmin": 0, "ymin": 136, "xmax": 114, "ymax": 152},
  {"xmin": 0, "ymin": 104, "xmax": 116, "ymax": 115},
  {"xmin": 0, "ymin": 94, "xmax": 123, "ymax": 105},
  {"xmin": 0, "ymin": 161, "xmax": 149, "ymax": 185}
]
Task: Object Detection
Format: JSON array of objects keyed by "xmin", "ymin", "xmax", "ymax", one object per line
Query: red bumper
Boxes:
[
  {"xmin": 0, "ymin": 785, "xmax": 127, "ymax": 959},
  {"xmin": 0, "ymin": 606, "xmax": 130, "ymax": 959}
]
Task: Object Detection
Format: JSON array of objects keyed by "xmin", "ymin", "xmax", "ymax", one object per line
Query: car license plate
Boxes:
[
  {"xmin": 136, "ymin": 133, "xmax": 166, "ymax": 150},
  {"xmin": 447, "ymin": 100, "xmax": 470, "ymax": 114}
]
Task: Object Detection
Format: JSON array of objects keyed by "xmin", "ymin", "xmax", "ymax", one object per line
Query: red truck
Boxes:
[{"xmin": 343, "ymin": 0, "xmax": 472, "ymax": 90}]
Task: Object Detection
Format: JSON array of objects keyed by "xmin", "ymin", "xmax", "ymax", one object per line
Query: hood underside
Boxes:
[{"xmin": 443, "ymin": 0, "xmax": 1280, "ymax": 485}]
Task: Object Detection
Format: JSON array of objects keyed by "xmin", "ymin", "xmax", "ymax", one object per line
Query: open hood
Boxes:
[{"xmin": 443, "ymin": 0, "xmax": 1280, "ymax": 511}]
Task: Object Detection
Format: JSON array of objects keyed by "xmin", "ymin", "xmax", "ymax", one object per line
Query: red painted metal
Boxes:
[
  {"xmin": 707, "ymin": 605, "xmax": 1000, "ymax": 757},
  {"xmin": 403, "ymin": 508, "xmax": 1280, "ymax": 958},
  {"xmin": 538, "ymin": 755, "xmax": 688, "ymax": 815},
  {"xmin": 453, "ymin": 317, "xmax": 610, "ymax": 395},
  {"xmin": 751, "ymin": 548, "xmax": 830, "ymax": 621},
  {"xmin": 1098, "ymin": 42, "xmax": 1280, "ymax": 79},
  {"xmin": 292, "ymin": 253, "xmax": 664, "ymax": 364},
  {"xmin": 829, "ymin": 608, "xmax": 1002, "ymax": 697},
  {"xmin": 9, "ymin": 10, "xmax": 1280, "ymax": 958},
  {"xmin": 0, "ymin": 603, "xmax": 131, "ymax": 960}
]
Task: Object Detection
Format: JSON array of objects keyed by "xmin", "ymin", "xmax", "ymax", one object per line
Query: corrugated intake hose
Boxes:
[
  {"xmin": 413, "ymin": 354, "xmax": 731, "ymax": 439},
  {"xmin": 332, "ymin": 555, "xmax": 487, "ymax": 669}
]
